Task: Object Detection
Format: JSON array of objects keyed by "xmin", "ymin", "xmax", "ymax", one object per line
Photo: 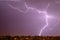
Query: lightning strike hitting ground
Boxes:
[
  {"xmin": 8, "ymin": 2, "xmax": 57, "ymax": 36},
  {"xmin": 24, "ymin": 3, "xmax": 50, "ymax": 36}
]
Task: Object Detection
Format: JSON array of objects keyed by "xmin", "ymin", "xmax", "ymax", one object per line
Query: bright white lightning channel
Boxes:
[
  {"xmin": 25, "ymin": 3, "xmax": 50, "ymax": 36},
  {"xmin": 8, "ymin": 2, "xmax": 52, "ymax": 36}
]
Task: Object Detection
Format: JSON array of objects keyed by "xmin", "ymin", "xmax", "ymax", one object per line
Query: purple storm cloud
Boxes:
[{"xmin": 0, "ymin": 0, "xmax": 60, "ymax": 36}]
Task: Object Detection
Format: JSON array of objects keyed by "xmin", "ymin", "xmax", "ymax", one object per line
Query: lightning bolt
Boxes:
[
  {"xmin": 39, "ymin": 3, "xmax": 50, "ymax": 36},
  {"xmin": 24, "ymin": 3, "xmax": 50, "ymax": 36},
  {"xmin": 8, "ymin": 1, "xmax": 57, "ymax": 36},
  {"xmin": 8, "ymin": 4, "xmax": 28, "ymax": 13}
]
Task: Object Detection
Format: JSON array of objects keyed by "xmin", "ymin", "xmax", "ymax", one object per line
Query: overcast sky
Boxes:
[{"xmin": 0, "ymin": 0, "xmax": 60, "ymax": 36}]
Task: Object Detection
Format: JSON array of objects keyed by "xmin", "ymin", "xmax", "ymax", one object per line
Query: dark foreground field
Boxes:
[{"xmin": 0, "ymin": 36, "xmax": 60, "ymax": 40}]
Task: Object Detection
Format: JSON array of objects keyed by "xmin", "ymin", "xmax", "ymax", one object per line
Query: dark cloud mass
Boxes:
[{"xmin": 0, "ymin": 0, "xmax": 60, "ymax": 36}]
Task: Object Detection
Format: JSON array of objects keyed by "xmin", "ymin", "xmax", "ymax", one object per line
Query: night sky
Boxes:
[{"xmin": 0, "ymin": 0, "xmax": 60, "ymax": 36}]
